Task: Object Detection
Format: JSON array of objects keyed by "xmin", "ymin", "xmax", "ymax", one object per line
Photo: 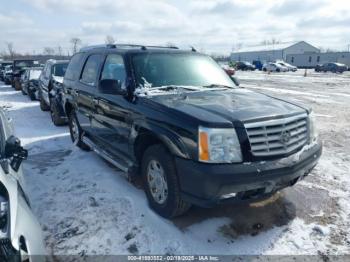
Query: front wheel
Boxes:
[
  {"xmin": 141, "ymin": 145, "xmax": 191, "ymax": 218},
  {"xmin": 50, "ymin": 99, "xmax": 66, "ymax": 126},
  {"xmin": 28, "ymin": 89, "xmax": 36, "ymax": 101},
  {"xmin": 39, "ymin": 92, "xmax": 50, "ymax": 111},
  {"xmin": 68, "ymin": 110, "xmax": 90, "ymax": 150}
]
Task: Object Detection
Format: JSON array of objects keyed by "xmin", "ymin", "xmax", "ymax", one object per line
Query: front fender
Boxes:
[{"xmin": 131, "ymin": 121, "xmax": 191, "ymax": 159}]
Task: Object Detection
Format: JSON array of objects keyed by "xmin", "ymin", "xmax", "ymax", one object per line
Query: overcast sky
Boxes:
[{"xmin": 1, "ymin": 0, "xmax": 350, "ymax": 55}]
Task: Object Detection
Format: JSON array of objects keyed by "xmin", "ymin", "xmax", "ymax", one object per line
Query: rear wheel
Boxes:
[
  {"xmin": 141, "ymin": 144, "xmax": 191, "ymax": 218},
  {"xmin": 68, "ymin": 110, "xmax": 90, "ymax": 150}
]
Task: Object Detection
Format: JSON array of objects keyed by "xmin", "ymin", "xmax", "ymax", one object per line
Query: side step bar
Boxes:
[{"xmin": 82, "ymin": 136, "xmax": 129, "ymax": 173}]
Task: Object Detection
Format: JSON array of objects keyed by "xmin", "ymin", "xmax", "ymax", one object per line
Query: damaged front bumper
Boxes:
[{"xmin": 176, "ymin": 139, "xmax": 322, "ymax": 207}]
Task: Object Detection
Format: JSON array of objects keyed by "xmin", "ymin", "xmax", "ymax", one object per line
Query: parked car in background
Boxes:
[
  {"xmin": 38, "ymin": 60, "xmax": 69, "ymax": 114},
  {"xmin": 262, "ymin": 62, "xmax": 288, "ymax": 72},
  {"xmin": 62, "ymin": 44, "xmax": 322, "ymax": 218},
  {"xmin": 252, "ymin": 60, "xmax": 263, "ymax": 71},
  {"xmin": 0, "ymin": 108, "xmax": 46, "ymax": 261},
  {"xmin": 235, "ymin": 61, "xmax": 255, "ymax": 71},
  {"xmin": 3, "ymin": 66, "xmax": 13, "ymax": 85},
  {"xmin": 0, "ymin": 61, "xmax": 13, "ymax": 82},
  {"xmin": 221, "ymin": 64, "xmax": 235, "ymax": 76},
  {"xmin": 21, "ymin": 68, "xmax": 43, "ymax": 100},
  {"xmin": 12, "ymin": 59, "xmax": 39, "ymax": 90},
  {"xmin": 315, "ymin": 62, "xmax": 348, "ymax": 73},
  {"xmin": 276, "ymin": 61, "xmax": 297, "ymax": 72}
]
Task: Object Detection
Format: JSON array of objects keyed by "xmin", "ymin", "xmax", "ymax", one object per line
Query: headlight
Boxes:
[
  {"xmin": 308, "ymin": 111, "xmax": 318, "ymax": 142},
  {"xmin": 198, "ymin": 126, "xmax": 242, "ymax": 163}
]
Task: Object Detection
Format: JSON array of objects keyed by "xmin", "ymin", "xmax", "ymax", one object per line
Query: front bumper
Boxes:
[{"xmin": 176, "ymin": 140, "xmax": 322, "ymax": 207}]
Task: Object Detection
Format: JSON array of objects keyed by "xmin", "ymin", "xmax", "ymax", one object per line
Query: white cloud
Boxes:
[{"xmin": 2, "ymin": 0, "xmax": 350, "ymax": 54}]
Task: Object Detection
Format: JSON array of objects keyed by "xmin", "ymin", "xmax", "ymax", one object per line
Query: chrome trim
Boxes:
[{"xmin": 244, "ymin": 113, "xmax": 309, "ymax": 157}]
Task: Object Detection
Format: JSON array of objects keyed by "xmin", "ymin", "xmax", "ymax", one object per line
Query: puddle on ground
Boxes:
[
  {"xmin": 173, "ymin": 182, "xmax": 336, "ymax": 239},
  {"xmin": 26, "ymin": 149, "xmax": 72, "ymax": 174}
]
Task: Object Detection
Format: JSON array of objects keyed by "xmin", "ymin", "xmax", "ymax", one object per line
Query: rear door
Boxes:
[{"xmin": 74, "ymin": 54, "xmax": 104, "ymax": 137}]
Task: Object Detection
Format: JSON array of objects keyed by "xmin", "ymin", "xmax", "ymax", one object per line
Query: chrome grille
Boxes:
[{"xmin": 244, "ymin": 113, "xmax": 308, "ymax": 157}]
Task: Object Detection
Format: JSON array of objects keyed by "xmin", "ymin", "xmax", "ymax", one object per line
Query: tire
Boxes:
[
  {"xmin": 263, "ymin": 68, "xmax": 267, "ymax": 72},
  {"xmin": 276, "ymin": 68, "xmax": 280, "ymax": 72},
  {"xmin": 141, "ymin": 144, "xmax": 191, "ymax": 218},
  {"xmin": 68, "ymin": 110, "xmax": 90, "ymax": 150},
  {"xmin": 39, "ymin": 92, "xmax": 50, "ymax": 111},
  {"xmin": 50, "ymin": 99, "xmax": 66, "ymax": 126},
  {"xmin": 28, "ymin": 89, "xmax": 36, "ymax": 101}
]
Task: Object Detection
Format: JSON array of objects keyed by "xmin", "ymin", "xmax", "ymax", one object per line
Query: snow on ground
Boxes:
[{"xmin": 0, "ymin": 70, "xmax": 349, "ymax": 259}]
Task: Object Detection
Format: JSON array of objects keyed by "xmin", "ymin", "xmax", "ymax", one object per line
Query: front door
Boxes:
[{"xmin": 91, "ymin": 54, "xmax": 131, "ymax": 160}]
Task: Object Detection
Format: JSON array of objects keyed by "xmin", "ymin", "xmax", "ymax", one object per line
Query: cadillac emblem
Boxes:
[{"xmin": 280, "ymin": 130, "xmax": 291, "ymax": 144}]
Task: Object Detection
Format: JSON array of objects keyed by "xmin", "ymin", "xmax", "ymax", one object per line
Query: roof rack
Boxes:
[
  {"xmin": 80, "ymin": 44, "xmax": 179, "ymax": 52},
  {"xmin": 80, "ymin": 44, "xmax": 116, "ymax": 52}
]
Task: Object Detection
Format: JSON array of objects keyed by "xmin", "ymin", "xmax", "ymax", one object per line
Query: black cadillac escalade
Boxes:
[{"xmin": 62, "ymin": 44, "xmax": 322, "ymax": 218}]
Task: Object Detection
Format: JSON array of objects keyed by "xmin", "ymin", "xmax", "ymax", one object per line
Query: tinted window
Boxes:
[
  {"xmin": 14, "ymin": 60, "xmax": 34, "ymax": 70},
  {"xmin": 101, "ymin": 54, "xmax": 126, "ymax": 89},
  {"xmin": 52, "ymin": 63, "xmax": 68, "ymax": 77},
  {"xmin": 132, "ymin": 53, "xmax": 235, "ymax": 88},
  {"xmin": 81, "ymin": 55, "xmax": 103, "ymax": 85},
  {"xmin": 65, "ymin": 53, "xmax": 84, "ymax": 80}
]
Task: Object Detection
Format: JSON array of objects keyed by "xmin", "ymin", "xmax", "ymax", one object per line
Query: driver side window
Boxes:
[{"xmin": 101, "ymin": 54, "xmax": 126, "ymax": 89}]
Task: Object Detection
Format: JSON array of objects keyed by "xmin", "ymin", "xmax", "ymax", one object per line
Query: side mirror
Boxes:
[
  {"xmin": 5, "ymin": 136, "xmax": 28, "ymax": 172},
  {"xmin": 98, "ymin": 79, "xmax": 127, "ymax": 96},
  {"xmin": 230, "ymin": 76, "xmax": 240, "ymax": 87}
]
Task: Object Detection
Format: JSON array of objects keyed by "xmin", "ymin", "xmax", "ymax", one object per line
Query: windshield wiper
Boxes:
[
  {"xmin": 202, "ymin": 84, "xmax": 233, "ymax": 89},
  {"xmin": 149, "ymin": 85, "xmax": 204, "ymax": 91}
]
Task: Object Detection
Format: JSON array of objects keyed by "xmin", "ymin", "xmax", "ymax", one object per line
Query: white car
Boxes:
[
  {"xmin": 0, "ymin": 109, "xmax": 46, "ymax": 261},
  {"xmin": 276, "ymin": 61, "xmax": 297, "ymax": 72},
  {"xmin": 262, "ymin": 62, "xmax": 288, "ymax": 72}
]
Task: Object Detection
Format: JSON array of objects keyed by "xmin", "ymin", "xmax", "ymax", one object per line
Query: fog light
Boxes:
[{"xmin": 220, "ymin": 192, "xmax": 237, "ymax": 199}]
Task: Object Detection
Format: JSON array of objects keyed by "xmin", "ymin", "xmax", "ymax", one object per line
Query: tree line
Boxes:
[{"xmin": 0, "ymin": 35, "xmax": 116, "ymax": 60}]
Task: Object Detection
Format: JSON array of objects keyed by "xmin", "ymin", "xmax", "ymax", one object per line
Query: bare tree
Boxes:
[
  {"xmin": 70, "ymin": 37, "xmax": 82, "ymax": 54},
  {"xmin": 43, "ymin": 47, "xmax": 55, "ymax": 55},
  {"xmin": 105, "ymin": 35, "xmax": 115, "ymax": 45},
  {"xmin": 57, "ymin": 45, "xmax": 63, "ymax": 56},
  {"xmin": 5, "ymin": 42, "xmax": 15, "ymax": 58}
]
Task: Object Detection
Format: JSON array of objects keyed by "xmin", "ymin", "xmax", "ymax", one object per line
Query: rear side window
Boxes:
[
  {"xmin": 81, "ymin": 54, "xmax": 103, "ymax": 86},
  {"xmin": 65, "ymin": 53, "xmax": 84, "ymax": 80}
]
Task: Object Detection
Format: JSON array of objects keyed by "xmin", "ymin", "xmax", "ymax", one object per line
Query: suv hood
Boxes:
[{"xmin": 148, "ymin": 88, "xmax": 307, "ymax": 126}]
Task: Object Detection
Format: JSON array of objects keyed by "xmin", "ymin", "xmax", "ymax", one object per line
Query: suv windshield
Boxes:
[
  {"xmin": 132, "ymin": 53, "xmax": 235, "ymax": 89},
  {"xmin": 52, "ymin": 63, "xmax": 68, "ymax": 77}
]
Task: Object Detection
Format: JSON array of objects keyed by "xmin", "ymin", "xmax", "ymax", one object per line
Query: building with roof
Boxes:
[
  {"xmin": 286, "ymin": 51, "xmax": 350, "ymax": 68},
  {"xmin": 230, "ymin": 41, "xmax": 320, "ymax": 64}
]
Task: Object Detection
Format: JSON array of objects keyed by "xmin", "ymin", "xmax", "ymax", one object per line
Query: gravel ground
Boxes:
[{"xmin": 0, "ymin": 70, "xmax": 349, "ymax": 259}]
